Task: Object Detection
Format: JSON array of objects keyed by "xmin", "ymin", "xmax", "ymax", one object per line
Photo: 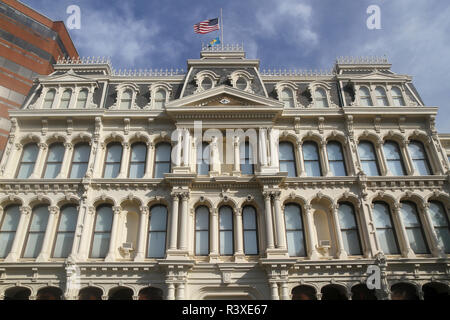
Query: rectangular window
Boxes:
[
  {"xmin": 0, "ymin": 205, "xmax": 20, "ymax": 258},
  {"xmin": 23, "ymin": 206, "xmax": 49, "ymax": 258},
  {"xmin": 70, "ymin": 143, "xmax": 91, "ymax": 178},
  {"xmin": 53, "ymin": 206, "xmax": 78, "ymax": 258}
]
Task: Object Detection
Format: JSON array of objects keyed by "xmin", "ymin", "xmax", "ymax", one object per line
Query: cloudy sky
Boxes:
[{"xmin": 23, "ymin": 0, "xmax": 450, "ymax": 132}]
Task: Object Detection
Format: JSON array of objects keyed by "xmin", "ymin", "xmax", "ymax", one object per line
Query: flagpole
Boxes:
[{"xmin": 220, "ymin": 8, "xmax": 224, "ymax": 47}]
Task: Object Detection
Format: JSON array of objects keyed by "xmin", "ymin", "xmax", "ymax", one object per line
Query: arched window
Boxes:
[
  {"xmin": 154, "ymin": 89, "xmax": 166, "ymax": 109},
  {"xmin": 43, "ymin": 89, "xmax": 55, "ymax": 109},
  {"xmin": 23, "ymin": 205, "xmax": 49, "ymax": 258},
  {"xmin": 400, "ymin": 201, "xmax": 429, "ymax": 254},
  {"xmin": 43, "ymin": 143, "xmax": 65, "ymax": 179},
  {"xmin": 129, "ymin": 142, "xmax": 147, "ymax": 178},
  {"xmin": 372, "ymin": 202, "xmax": 399, "ymax": 254},
  {"xmin": 358, "ymin": 87, "xmax": 372, "ymax": 106},
  {"xmin": 201, "ymin": 77, "xmax": 212, "ymax": 90},
  {"xmin": 69, "ymin": 143, "xmax": 91, "ymax": 178},
  {"xmin": 281, "ymin": 88, "xmax": 294, "ymax": 108},
  {"xmin": 314, "ymin": 88, "xmax": 328, "ymax": 107},
  {"xmin": 243, "ymin": 206, "xmax": 258, "ymax": 255},
  {"xmin": 90, "ymin": 205, "xmax": 113, "ymax": 258},
  {"xmin": 391, "ymin": 87, "xmax": 405, "ymax": 106},
  {"xmin": 383, "ymin": 141, "xmax": 406, "ymax": 176},
  {"xmin": 428, "ymin": 201, "xmax": 450, "ymax": 253},
  {"xmin": 16, "ymin": 143, "xmax": 39, "ymax": 178},
  {"xmin": 236, "ymin": 77, "xmax": 247, "ymax": 90},
  {"xmin": 103, "ymin": 142, "xmax": 122, "ymax": 178},
  {"xmin": 338, "ymin": 203, "xmax": 362, "ymax": 255},
  {"xmin": 195, "ymin": 206, "xmax": 209, "ymax": 256},
  {"xmin": 76, "ymin": 89, "xmax": 88, "ymax": 108},
  {"xmin": 327, "ymin": 141, "xmax": 347, "ymax": 176},
  {"xmin": 0, "ymin": 205, "xmax": 20, "ymax": 258},
  {"xmin": 53, "ymin": 205, "xmax": 78, "ymax": 258},
  {"xmin": 408, "ymin": 141, "xmax": 432, "ymax": 175},
  {"xmin": 375, "ymin": 87, "xmax": 388, "ymax": 106},
  {"xmin": 60, "ymin": 89, "xmax": 72, "ymax": 109},
  {"xmin": 303, "ymin": 141, "xmax": 322, "ymax": 177},
  {"xmin": 154, "ymin": 142, "xmax": 171, "ymax": 178},
  {"xmin": 358, "ymin": 141, "xmax": 380, "ymax": 176},
  {"xmin": 147, "ymin": 205, "xmax": 167, "ymax": 258},
  {"xmin": 279, "ymin": 141, "xmax": 297, "ymax": 177},
  {"xmin": 284, "ymin": 204, "xmax": 306, "ymax": 257},
  {"xmin": 240, "ymin": 141, "xmax": 254, "ymax": 175},
  {"xmin": 197, "ymin": 142, "xmax": 210, "ymax": 175},
  {"xmin": 120, "ymin": 89, "xmax": 132, "ymax": 109},
  {"xmin": 219, "ymin": 206, "xmax": 234, "ymax": 255}
]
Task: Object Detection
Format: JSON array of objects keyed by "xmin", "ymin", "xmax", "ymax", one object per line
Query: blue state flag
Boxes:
[{"xmin": 208, "ymin": 37, "xmax": 221, "ymax": 47}]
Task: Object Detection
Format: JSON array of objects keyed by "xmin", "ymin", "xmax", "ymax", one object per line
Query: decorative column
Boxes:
[
  {"xmin": 0, "ymin": 133, "xmax": 17, "ymax": 178},
  {"xmin": 117, "ymin": 142, "xmax": 130, "ymax": 178},
  {"xmin": 57, "ymin": 142, "xmax": 73, "ymax": 178},
  {"xmin": 234, "ymin": 208, "xmax": 244, "ymax": 260},
  {"xmin": 320, "ymin": 140, "xmax": 331, "ymax": 176},
  {"xmin": 176, "ymin": 283, "xmax": 185, "ymax": 300},
  {"xmin": 259, "ymin": 129, "xmax": 268, "ymax": 167},
  {"xmin": 210, "ymin": 136, "xmax": 220, "ymax": 174},
  {"xmin": 5, "ymin": 206, "xmax": 31, "ymax": 262},
  {"xmin": 272, "ymin": 191, "xmax": 287, "ymax": 249},
  {"xmin": 182, "ymin": 129, "xmax": 190, "ymax": 167},
  {"xmin": 134, "ymin": 206, "xmax": 149, "ymax": 261},
  {"xmin": 358, "ymin": 202, "xmax": 375, "ymax": 258},
  {"xmin": 263, "ymin": 191, "xmax": 275, "ymax": 250},
  {"xmin": 168, "ymin": 192, "xmax": 180, "ymax": 251},
  {"xmin": 233, "ymin": 136, "xmax": 240, "ymax": 174},
  {"xmin": 375, "ymin": 140, "xmax": 388, "ymax": 176},
  {"xmin": 69, "ymin": 203, "xmax": 85, "ymax": 260},
  {"xmin": 29, "ymin": 142, "xmax": 47, "ymax": 178},
  {"xmin": 331, "ymin": 204, "xmax": 347, "ymax": 259},
  {"xmin": 143, "ymin": 142, "xmax": 154, "ymax": 178},
  {"xmin": 400, "ymin": 140, "xmax": 414, "ymax": 175},
  {"xmin": 304, "ymin": 205, "xmax": 319, "ymax": 260},
  {"xmin": 270, "ymin": 282, "xmax": 280, "ymax": 300},
  {"xmin": 167, "ymin": 283, "xmax": 175, "ymax": 300},
  {"xmin": 36, "ymin": 206, "xmax": 60, "ymax": 262},
  {"xmin": 392, "ymin": 203, "xmax": 415, "ymax": 258},
  {"xmin": 77, "ymin": 206, "xmax": 95, "ymax": 260},
  {"xmin": 178, "ymin": 192, "xmax": 189, "ymax": 251},
  {"xmin": 268, "ymin": 128, "xmax": 279, "ymax": 168},
  {"xmin": 174, "ymin": 130, "xmax": 182, "ymax": 167},
  {"xmin": 419, "ymin": 203, "xmax": 445, "ymax": 257},
  {"xmin": 105, "ymin": 206, "xmax": 121, "ymax": 262},
  {"xmin": 280, "ymin": 283, "xmax": 289, "ymax": 300},
  {"xmin": 210, "ymin": 208, "xmax": 219, "ymax": 259},
  {"xmin": 296, "ymin": 141, "xmax": 306, "ymax": 176}
]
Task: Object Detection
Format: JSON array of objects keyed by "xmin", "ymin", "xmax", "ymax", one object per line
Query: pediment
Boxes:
[
  {"xmin": 42, "ymin": 69, "xmax": 97, "ymax": 84},
  {"xmin": 351, "ymin": 71, "xmax": 408, "ymax": 81},
  {"xmin": 166, "ymin": 85, "xmax": 283, "ymax": 109}
]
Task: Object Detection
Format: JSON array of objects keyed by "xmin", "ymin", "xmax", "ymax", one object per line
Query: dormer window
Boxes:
[
  {"xmin": 76, "ymin": 89, "xmax": 88, "ymax": 108},
  {"xmin": 314, "ymin": 88, "xmax": 329, "ymax": 108},
  {"xmin": 120, "ymin": 89, "xmax": 133, "ymax": 109},
  {"xmin": 60, "ymin": 89, "xmax": 72, "ymax": 109},
  {"xmin": 281, "ymin": 88, "xmax": 294, "ymax": 108},
  {"xmin": 358, "ymin": 87, "xmax": 372, "ymax": 106},
  {"xmin": 391, "ymin": 86, "xmax": 405, "ymax": 106},
  {"xmin": 154, "ymin": 89, "xmax": 166, "ymax": 108},
  {"xmin": 201, "ymin": 77, "xmax": 213, "ymax": 90},
  {"xmin": 148, "ymin": 83, "xmax": 171, "ymax": 109},
  {"xmin": 236, "ymin": 77, "xmax": 247, "ymax": 90},
  {"xmin": 228, "ymin": 70, "xmax": 253, "ymax": 93},
  {"xmin": 375, "ymin": 86, "xmax": 388, "ymax": 106},
  {"xmin": 43, "ymin": 89, "xmax": 56, "ymax": 109}
]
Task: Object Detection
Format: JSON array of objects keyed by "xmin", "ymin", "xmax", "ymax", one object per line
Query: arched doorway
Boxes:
[
  {"xmin": 37, "ymin": 287, "xmax": 63, "ymax": 300},
  {"xmin": 138, "ymin": 287, "xmax": 163, "ymax": 300},
  {"xmin": 4, "ymin": 287, "xmax": 31, "ymax": 300},
  {"xmin": 321, "ymin": 284, "xmax": 348, "ymax": 300},
  {"xmin": 79, "ymin": 287, "xmax": 103, "ymax": 300},
  {"xmin": 351, "ymin": 284, "xmax": 377, "ymax": 300},
  {"xmin": 292, "ymin": 285, "xmax": 317, "ymax": 300},
  {"xmin": 109, "ymin": 287, "xmax": 133, "ymax": 300},
  {"xmin": 391, "ymin": 283, "xmax": 419, "ymax": 300},
  {"xmin": 422, "ymin": 282, "xmax": 449, "ymax": 301}
]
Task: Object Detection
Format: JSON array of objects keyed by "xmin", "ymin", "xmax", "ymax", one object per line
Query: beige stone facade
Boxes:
[{"xmin": 0, "ymin": 46, "xmax": 448, "ymax": 300}]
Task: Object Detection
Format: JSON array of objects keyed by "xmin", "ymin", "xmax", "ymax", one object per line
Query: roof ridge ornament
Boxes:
[{"xmin": 335, "ymin": 55, "xmax": 390, "ymax": 65}]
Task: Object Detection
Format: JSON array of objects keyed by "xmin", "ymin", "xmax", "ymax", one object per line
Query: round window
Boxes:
[
  {"xmin": 201, "ymin": 77, "xmax": 213, "ymax": 90},
  {"xmin": 236, "ymin": 77, "xmax": 247, "ymax": 90}
]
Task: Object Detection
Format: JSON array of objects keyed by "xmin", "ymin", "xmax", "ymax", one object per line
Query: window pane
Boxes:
[
  {"xmin": 329, "ymin": 161, "xmax": 347, "ymax": 176},
  {"xmin": 147, "ymin": 232, "xmax": 166, "ymax": 258},
  {"xmin": 285, "ymin": 204, "xmax": 303, "ymax": 229},
  {"xmin": 23, "ymin": 232, "xmax": 45, "ymax": 258},
  {"xmin": 304, "ymin": 161, "xmax": 321, "ymax": 177},
  {"xmin": 315, "ymin": 88, "xmax": 328, "ymax": 107},
  {"xmin": 280, "ymin": 161, "xmax": 297, "ymax": 177},
  {"xmin": 358, "ymin": 142, "xmax": 380, "ymax": 176},
  {"xmin": 338, "ymin": 204, "xmax": 357, "ymax": 229},
  {"xmin": 244, "ymin": 231, "xmax": 258, "ymax": 255},
  {"xmin": 149, "ymin": 206, "xmax": 167, "ymax": 231},
  {"xmin": 106, "ymin": 144, "xmax": 122, "ymax": 162},
  {"xmin": 219, "ymin": 207, "xmax": 233, "ymax": 229},
  {"xmin": 303, "ymin": 142, "xmax": 321, "ymax": 177},
  {"xmin": 342, "ymin": 230, "xmax": 362, "ymax": 255},
  {"xmin": 408, "ymin": 141, "xmax": 431, "ymax": 175},
  {"xmin": 195, "ymin": 206, "xmax": 209, "ymax": 255},
  {"xmin": 303, "ymin": 142, "xmax": 319, "ymax": 160},
  {"xmin": 236, "ymin": 77, "xmax": 247, "ymax": 90},
  {"xmin": 384, "ymin": 142, "xmax": 405, "ymax": 175},
  {"xmin": 406, "ymin": 228, "xmax": 428, "ymax": 254},
  {"xmin": 240, "ymin": 163, "xmax": 254, "ymax": 175},
  {"xmin": 95, "ymin": 206, "xmax": 113, "ymax": 232},
  {"xmin": 327, "ymin": 142, "xmax": 344, "ymax": 161},
  {"xmin": 195, "ymin": 206, "xmax": 209, "ymax": 230},
  {"xmin": 373, "ymin": 203, "xmax": 393, "ymax": 228},
  {"xmin": 195, "ymin": 231, "xmax": 209, "ymax": 255},
  {"xmin": 76, "ymin": 89, "xmax": 88, "ymax": 108},
  {"xmin": 376, "ymin": 229, "xmax": 399, "ymax": 254},
  {"xmin": 286, "ymin": 231, "xmax": 306, "ymax": 256},
  {"xmin": 53, "ymin": 233, "xmax": 74, "ymax": 258},
  {"xmin": 1, "ymin": 205, "xmax": 20, "ymax": 231},
  {"xmin": 201, "ymin": 78, "xmax": 212, "ymax": 90},
  {"xmin": 220, "ymin": 231, "xmax": 233, "ymax": 255},
  {"xmin": 428, "ymin": 202, "xmax": 449, "ymax": 227},
  {"xmin": 375, "ymin": 87, "xmax": 388, "ymax": 106},
  {"xmin": 91, "ymin": 234, "xmax": 110, "ymax": 258},
  {"xmin": 72, "ymin": 144, "xmax": 90, "ymax": 162},
  {"xmin": 17, "ymin": 143, "xmax": 39, "ymax": 178},
  {"xmin": 43, "ymin": 90, "xmax": 55, "ymax": 108},
  {"xmin": 197, "ymin": 142, "xmax": 210, "ymax": 175},
  {"xmin": 129, "ymin": 163, "xmax": 145, "ymax": 178},
  {"xmin": 414, "ymin": 160, "xmax": 431, "ymax": 176},
  {"xmin": 44, "ymin": 163, "xmax": 62, "ymax": 179},
  {"xmin": 29, "ymin": 206, "xmax": 49, "ymax": 232},
  {"xmin": 0, "ymin": 233, "xmax": 15, "ymax": 258},
  {"xmin": 154, "ymin": 163, "xmax": 170, "ymax": 178},
  {"xmin": 243, "ymin": 207, "xmax": 256, "ymax": 229},
  {"xmin": 103, "ymin": 163, "xmax": 120, "ymax": 178},
  {"xmin": 58, "ymin": 206, "xmax": 78, "ymax": 232},
  {"xmin": 373, "ymin": 203, "xmax": 399, "ymax": 254},
  {"xmin": 359, "ymin": 87, "xmax": 372, "ymax": 106},
  {"xmin": 391, "ymin": 87, "xmax": 405, "ymax": 106},
  {"xmin": 70, "ymin": 164, "xmax": 88, "ymax": 179},
  {"xmin": 435, "ymin": 228, "xmax": 450, "ymax": 253},
  {"xmin": 361, "ymin": 161, "xmax": 380, "ymax": 176},
  {"xmin": 60, "ymin": 90, "xmax": 71, "ymax": 108},
  {"xmin": 131, "ymin": 143, "xmax": 146, "ymax": 162},
  {"xmin": 279, "ymin": 142, "xmax": 295, "ymax": 160},
  {"xmin": 155, "ymin": 143, "xmax": 171, "ymax": 161}
]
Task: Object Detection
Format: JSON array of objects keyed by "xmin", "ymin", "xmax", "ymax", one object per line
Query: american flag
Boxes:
[{"xmin": 193, "ymin": 18, "xmax": 220, "ymax": 34}]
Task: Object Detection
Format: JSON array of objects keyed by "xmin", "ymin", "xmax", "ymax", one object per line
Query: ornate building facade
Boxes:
[{"xmin": 0, "ymin": 45, "xmax": 448, "ymax": 300}]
